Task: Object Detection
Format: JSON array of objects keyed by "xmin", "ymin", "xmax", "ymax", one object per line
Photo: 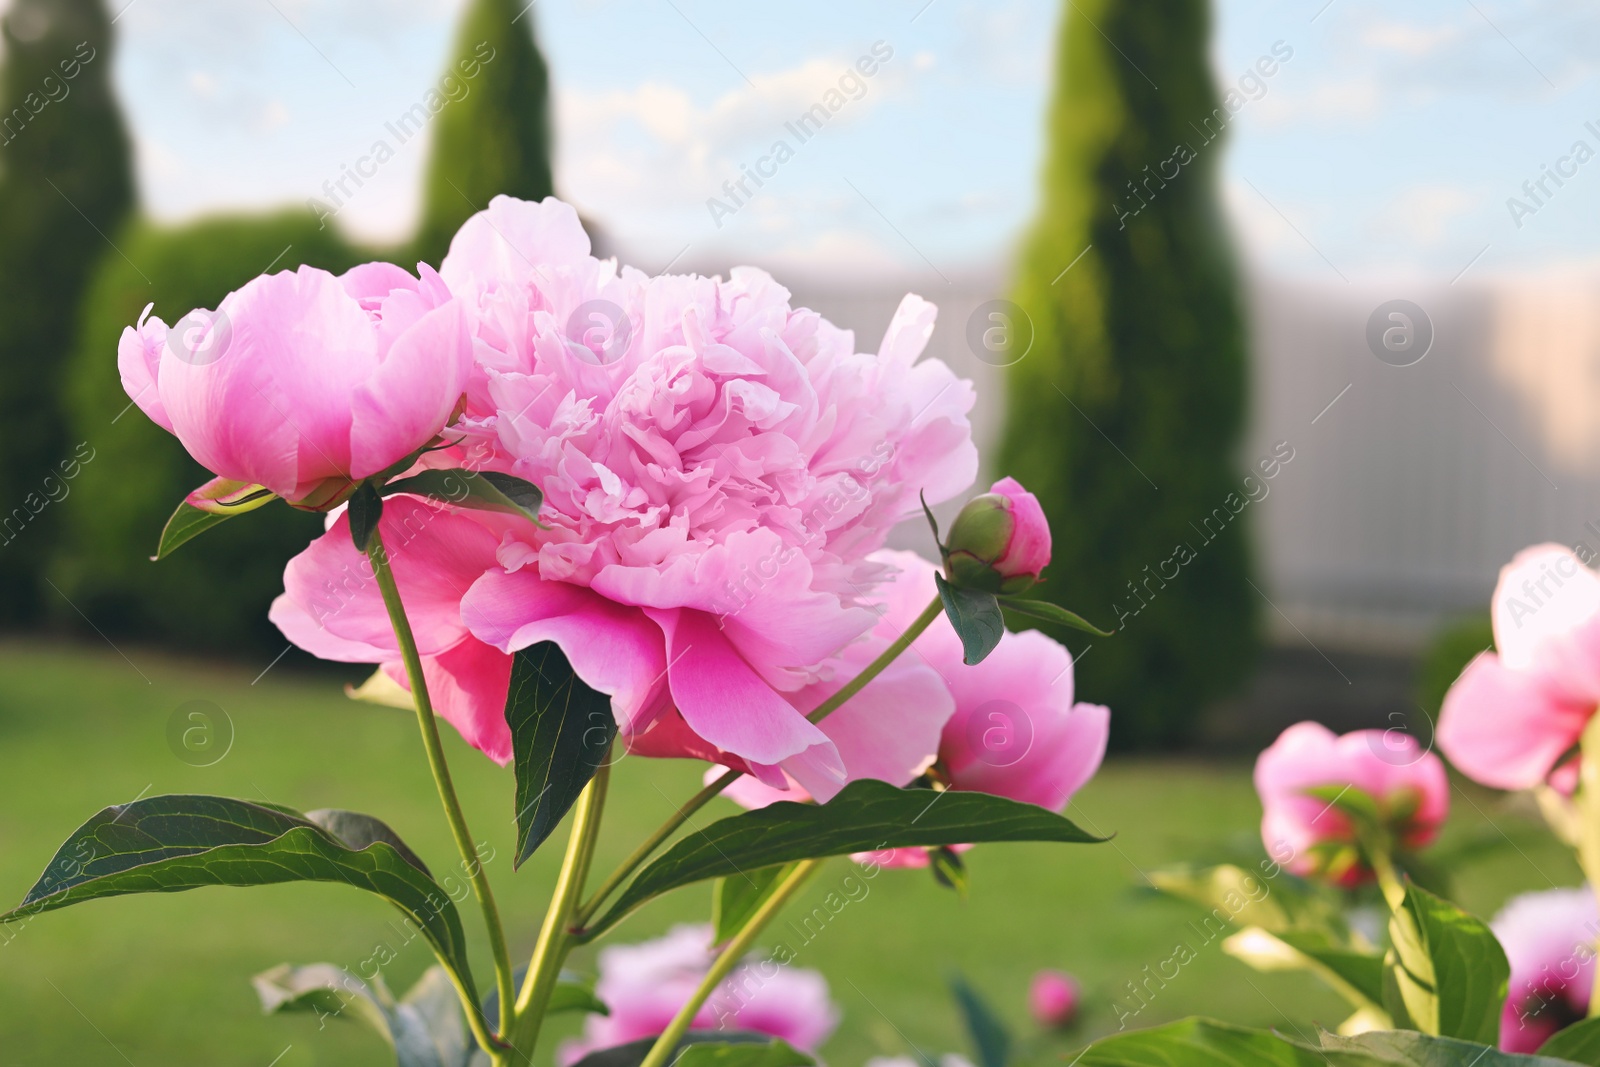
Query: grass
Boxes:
[{"xmin": 0, "ymin": 639, "xmax": 1580, "ymax": 1066}]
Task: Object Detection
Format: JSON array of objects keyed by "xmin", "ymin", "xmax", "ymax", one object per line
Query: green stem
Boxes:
[
  {"xmin": 503, "ymin": 763, "xmax": 611, "ymax": 1064},
  {"xmin": 635, "ymin": 859, "xmax": 824, "ymax": 1067},
  {"xmin": 1578, "ymin": 715, "xmax": 1600, "ymax": 1017},
  {"xmin": 807, "ymin": 594, "xmax": 944, "ymax": 724},
  {"xmin": 366, "ymin": 530, "xmax": 515, "ymax": 1050},
  {"xmin": 574, "ymin": 593, "xmax": 947, "ymax": 930},
  {"xmin": 574, "ymin": 766, "xmax": 741, "ymax": 929}
]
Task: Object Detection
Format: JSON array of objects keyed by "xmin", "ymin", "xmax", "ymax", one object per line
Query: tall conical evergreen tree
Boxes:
[
  {"xmin": 999, "ymin": 0, "xmax": 1257, "ymax": 748},
  {"xmin": 411, "ymin": 0, "xmax": 554, "ymax": 266},
  {"xmin": 0, "ymin": 0, "xmax": 132, "ymax": 622}
]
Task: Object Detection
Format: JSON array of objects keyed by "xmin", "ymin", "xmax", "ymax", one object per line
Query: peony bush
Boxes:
[{"xmin": 6, "ymin": 195, "xmax": 1113, "ymax": 1067}]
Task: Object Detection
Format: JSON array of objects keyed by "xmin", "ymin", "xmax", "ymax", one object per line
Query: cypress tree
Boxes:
[
  {"xmin": 411, "ymin": 0, "xmax": 554, "ymax": 266},
  {"xmin": 0, "ymin": 0, "xmax": 132, "ymax": 622},
  {"xmin": 999, "ymin": 0, "xmax": 1257, "ymax": 748}
]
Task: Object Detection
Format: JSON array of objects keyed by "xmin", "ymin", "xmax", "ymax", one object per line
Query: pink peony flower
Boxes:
[
  {"xmin": 557, "ymin": 924, "xmax": 838, "ymax": 1065},
  {"xmin": 274, "ymin": 196, "xmax": 978, "ymax": 790},
  {"xmin": 722, "ymin": 550, "xmax": 1109, "ymax": 852},
  {"xmin": 118, "ymin": 261, "xmax": 472, "ymax": 506},
  {"xmin": 1254, "ymin": 722, "xmax": 1449, "ymax": 886},
  {"xmin": 1438, "ymin": 544, "xmax": 1600, "ymax": 791},
  {"xmin": 943, "ymin": 477, "xmax": 1051, "ymax": 593},
  {"xmin": 1492, "ymin": 886, "xmax": 1599, "ymax": 1053},
  {"xmin": 1029, "ymin": 969, "xmax": 1080, "ymax": 1028}
]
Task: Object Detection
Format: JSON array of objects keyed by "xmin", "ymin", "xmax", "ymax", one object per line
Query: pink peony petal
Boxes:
[
  {"xmin": 350, "ymin": 299, "xmax": 472, "ymax": 479},
  {"xmin": 649, "ymin": 607, "xmax": 840, "ymax": 770},
  {"xmin": 1439, "ymin": 651, "xmax": 1593, "ymax": 791},
  {"xmin": 462, "ymin": 566, "xmax": 670, "ymax": 734}
]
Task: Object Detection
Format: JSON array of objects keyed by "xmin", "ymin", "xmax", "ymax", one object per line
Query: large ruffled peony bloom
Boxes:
[
  {"xmin": 1254, "ymin": 722, "xmax": 1448, "ymax": 886},
  {"xmin": 724, "ymin": 550, "xmax": 1109, "ymax": 868},
  {"xmin": 1492, "ymin": 886, "xmax": 1599, "ymax": 1053},
  {"xmin": 119, "ymin": 262, "xmax": 472, "ymax": 505},
  {"xmin": 1439, "ymin": 544, "xmax": 1600, "ymax": 791},
  {"xmin": 557, "ymin": 924, "xmax": 838, "ymax": 1065},
  {"xmin": 275, "ymin": 196, "xmax": 978, "ymax": 792}
]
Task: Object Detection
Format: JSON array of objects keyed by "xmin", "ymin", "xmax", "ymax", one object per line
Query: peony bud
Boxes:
[
  {"xmin": 1029, "ymin": 969, "xmax": 1079, "ymax": 1028},
  {"xmin": 943, "ymin": 477, "xmax": 1051, "ymax": 593}
]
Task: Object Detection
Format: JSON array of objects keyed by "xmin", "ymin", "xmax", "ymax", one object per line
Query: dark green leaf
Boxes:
[
  {"xmin": 384, "ymin": 468, "xmax": 546, "ymax": 528},
  {"xmin": 1384, "ymin": 880, "xmax": 1509, "ymax": 1045},
  {"xmin": 507, "ymin": 642, "xmax": 617, "ymax": 867},
  {"xmin": 581, "ymin": 780, "xmax": 1102, "ymax": 940},
  {"xmin": 675, "ymin": 1040, "xmax": 815, "ymax": 1067},
  {"xmin": 996, "ymin": 596, "xmax": 1113, "ymax": 637},
  {"xmin": 1539, "ymin": 1017, "xmax": 1600, "ymax": 1064},
  {"xmin": 4, "ymin": 795, "xmax": 477, "ymax": 1007},
  {"xmin": 935, "ymin": 574, "xmax": 1003, "ymax": 665},
  {"xmin": 349, "ymin": 482, "xmax": 384, "ymax": 551},
  {"xmin": 929, "ymin": 846, "xmax": 969, "ymax": 898},
  {"xmin": 950, "ymin": 973, "xmax": 1011, "ymax": 1067},
  {"xmin": 712, "ymin": 864, "xmax": 794, "ymax": 945},
  {"xmin": 567, "ymin": 1032, "xmax": 796, "ymax": 1067}
]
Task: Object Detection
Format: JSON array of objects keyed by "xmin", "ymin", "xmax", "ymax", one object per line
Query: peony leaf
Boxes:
[
  {"xmin": 995, "ymin": 596, "xmax": 1113, "ymax": 637},
  {"xmin": 569, "ymin": 1034, "xmax": 811, "ymax": 1067},
  {"xmin": 384, "ymin": 468, "xmax": 546, "ymax": 528},
  {"xmin": 152, "ymin": 478, "xmax": 279, "ymax": 559},
  {"xmin": 507, "ymin": 642, "xmax": 617, "ymax": 868},
  {"xmin": 2, "ymin": 795, "xmax": 478, "ymax": 1010},
  {"xmin": 1383, "ymin": 880, "xmax": 1509, "ymax": 1045},
  {"xmin": 711, "ymin": 864, "xmax": 794, "ymax": 945},
  {"xmin": 579, "ymin": 780, "xmax": 1102, "ymax": 941},
  {"xmin": 255, "ymin": 962, "xmax": 475, "ymax": 1067},
  {"xmin": 950, "ymin": 973, "xmax": 1011, "ymax": 1067},
  {"xmin": 935, "ymin": 574, "xmax": 1004, "ymax": 665},
  {"xmin": 1077, "ymin": 1018, "xmax": 1568, "ymax": 1066},
  {"xmin": 1538, "ymin": 1016, "xmax": 1600, "ymax": 1064}
]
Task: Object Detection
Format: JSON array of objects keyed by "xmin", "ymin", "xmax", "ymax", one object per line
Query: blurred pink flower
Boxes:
[
  {"xmin": 273, "ymin": 196, "xmax": 978, "ymax": 785},
  {"xmin": 1253, "ymin": 722, "xmax": 1448, "ymax": 885},
  {"xmin": 943, "ymin": 477, "xmax": 1051, "ymax": 593},
  {"xmin": 1029, "ymin": 969, "xmax": 1080, "ymax": 1028},
  {"xmin": 1493, "ymin": 886, "xmax": 1599, "ymax": 1053},
  {"xmin": 1438, "ymin": 544, "xmax": 1600, "ymax": 791},
  {"xmin": 118, "ymin": 262, "xmax": 471, "ymax": 505},
  {"xmin": 557, "ymin": 924, "xmax": 838, "ymax": 1065}
]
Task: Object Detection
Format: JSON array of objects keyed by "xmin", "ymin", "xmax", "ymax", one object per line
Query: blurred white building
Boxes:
[{"xmin": 766, "ymin": 266, "xmax": 1600, "ymax": 658}]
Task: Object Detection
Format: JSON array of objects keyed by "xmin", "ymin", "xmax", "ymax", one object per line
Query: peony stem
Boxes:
[
  {"xmin": 807, "ymin": 594, "xmax": 945, "ymax": 724},
  {"xmin": 634, "ymin": 859, "xmax": 824, "ymax": 1067},
  {"xmin": 1578, "ymin": 715, "xmax": 1600, "ymax": 1017},
  {"xmin": 575, "ymin": 766, "xmax": 741, "ymax": 929},
  {"xmin": 366, "ymin": 530, "xmax": 515, "ymax": 1050},
  {"xmin": 503, "ymin": 761, "xmax": 611, "ymax": 1065},
  {"xmin": 574, "ymin": 593, "xmax": 946, "ymax": 929}
]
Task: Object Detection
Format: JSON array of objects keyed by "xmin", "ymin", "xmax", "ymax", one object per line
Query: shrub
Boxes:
[
  {"xmin": 411, "ymin": 0, "xmax": 555, "ymax": 267},
  {"xmin": 998, "ymin": 0, "xmax": 1255, "ymax": 748},
  {"xmin": 0, "ymin": 0, "xmax": 133, "ymax": 622}
]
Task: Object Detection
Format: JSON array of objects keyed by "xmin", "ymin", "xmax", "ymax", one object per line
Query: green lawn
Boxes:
[{"xmin": 0, "ymin": 640, "xmax": 1579, "ymax": 1066}]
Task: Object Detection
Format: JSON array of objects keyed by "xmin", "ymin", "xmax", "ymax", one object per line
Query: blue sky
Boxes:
[{"xmin": 5, "ymin": 0, "xmax": 1596, "ymax": 281}]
